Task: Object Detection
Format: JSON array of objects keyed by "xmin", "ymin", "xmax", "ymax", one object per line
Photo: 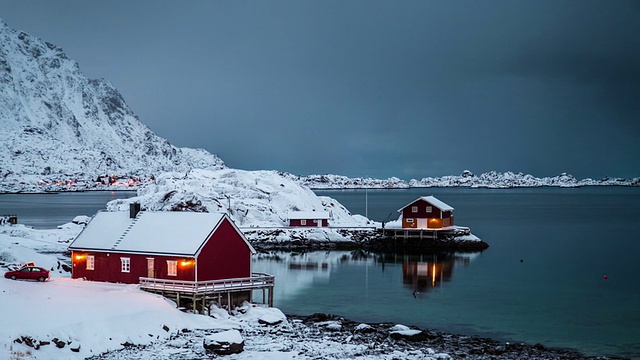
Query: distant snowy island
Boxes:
[
  {"xmin": 286, "ymin": 170, "xmax": 640, "ymax": 189},
  {"xmin": 1, "ymin": 170, "xmax": 638, "ymax": 194}
]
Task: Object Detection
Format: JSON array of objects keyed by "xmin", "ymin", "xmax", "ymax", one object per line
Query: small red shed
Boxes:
[
  {"xmin": 68, "ymin": 210, "xmax": 256, "ymax": 284},
  {"xmin": 288, "ymin": 211, "xmax": 329, "ymax": 227},
  {"xmin": 398, "ymin": 195, "xmax": 455, "ymax": 229}
]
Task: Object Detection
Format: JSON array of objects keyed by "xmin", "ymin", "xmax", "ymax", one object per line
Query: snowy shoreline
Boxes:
[{"xmin": 91, "ymin": 311, "xmax": 626, "ymax": 360}]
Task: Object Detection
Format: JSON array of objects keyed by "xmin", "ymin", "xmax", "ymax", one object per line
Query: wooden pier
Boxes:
[
  {"xmin": 139, "ymin": 272, "xmax": 275, "ymax": 314},
  {"xmin": 381, "ymin": 226, "xmax": 470, "ymax": 240}
]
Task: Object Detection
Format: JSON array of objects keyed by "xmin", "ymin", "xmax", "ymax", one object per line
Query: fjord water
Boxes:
[
  {"xmin": 255, "ymin": 187, "xmax": 640, "ymax": 358},
  {"xmin": 1, "ymin": 188, "xmax": 639, "ymax": 357},
  {"xmin": 0, "ymin": 191, "xmax": 136, "ymax": 228}
]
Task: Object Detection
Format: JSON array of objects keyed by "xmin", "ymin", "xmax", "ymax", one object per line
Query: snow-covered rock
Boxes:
[
  {"xmin": 0, "ymin": 18, "xmax": 224, "ymax": 191},
  {"xmin": 203, "ymin": 329, "xmax": 244, "ymax": 355},
  {"xmin": 106, "ymin": 168, "xmax": 375, "ymax": 229}
]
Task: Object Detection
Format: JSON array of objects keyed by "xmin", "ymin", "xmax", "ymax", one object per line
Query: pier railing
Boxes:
[{"xmin": 139, "ymin": 272, "xmax": 275, "ymax": 295}]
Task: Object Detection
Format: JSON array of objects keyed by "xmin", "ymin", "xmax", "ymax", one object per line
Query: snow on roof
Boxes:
[
  {"xmin": 398, "ymin": 195, "xmax": 454, "ymax": 212},
  {"xmin": 287, "ymin": 211, "xmax": 330, "ymax": 220},
  {"xmin": 69, "ymin": 211, "xmax": 244, "ymax": 256}
]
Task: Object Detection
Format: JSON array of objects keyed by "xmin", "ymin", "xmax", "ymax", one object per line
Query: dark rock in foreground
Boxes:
[{"xmin": 292, "ymin": 313, "xmax": 628, "ymax": 360}]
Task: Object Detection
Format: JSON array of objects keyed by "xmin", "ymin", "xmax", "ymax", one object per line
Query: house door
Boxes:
[
  {"xmin": 147, "ymin": 258, "xmax": 155, "ymax": 278},
  {"xmin": 417, "ymin": 219, "xmax": 427, "ymax": 229}
]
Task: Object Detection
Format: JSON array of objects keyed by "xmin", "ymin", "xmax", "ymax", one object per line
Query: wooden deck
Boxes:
[
  {"xmin": 381, "ymin": 226, "xmax": 470, "ymax": 240},
  {"xmin": 139, "ymin": 272, "xmax": 275, "ymax": 314}
]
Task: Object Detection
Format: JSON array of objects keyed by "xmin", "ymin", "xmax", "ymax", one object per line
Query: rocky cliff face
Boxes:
[{"xmin": 0, "ymin": 18, "xmax": 224, "ymax": 185}]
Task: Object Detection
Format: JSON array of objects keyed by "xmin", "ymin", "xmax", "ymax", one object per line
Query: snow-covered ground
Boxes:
[
  {"xmin": 104, "ymin": 168, "xmax": 379, "ymax": 245},
  {"xmin": 0, "ymin": 222, "xmax": 452, "ymax": 360}
]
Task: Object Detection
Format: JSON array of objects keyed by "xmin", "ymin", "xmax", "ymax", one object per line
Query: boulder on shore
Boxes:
[{"xmin": 203, "ymin": 330, "xmax": 244, "ymax": 355}]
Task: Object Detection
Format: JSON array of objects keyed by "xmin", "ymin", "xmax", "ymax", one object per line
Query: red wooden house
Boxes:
[
  {"xmin": 288, "ymin": 211, "xmax": 329, "ymax": 227},
  {"xmin": 398, "ymin": 195, "xmax": 455, "ymax": 229},
  {"xmin": 68, "ymin": 209, "xmax": 256, "ymax": 284}
]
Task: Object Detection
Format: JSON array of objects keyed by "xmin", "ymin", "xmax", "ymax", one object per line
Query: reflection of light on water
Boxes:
[
  {"xmin": 252, "ymin": 250, "xmax": 482, "ymax": 303},
  {"xmin": 432, "ymin": 263, "xmax": 437, "ymax": 286}
]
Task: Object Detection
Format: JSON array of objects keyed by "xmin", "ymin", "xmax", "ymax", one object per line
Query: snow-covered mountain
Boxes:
[
  {"xmin": 0, "ymin": 18, "xmax": 224, "ymax": 188},
  {"xmin": 289, "ymin": 170, "xmax": 640, "ymax": 189}
]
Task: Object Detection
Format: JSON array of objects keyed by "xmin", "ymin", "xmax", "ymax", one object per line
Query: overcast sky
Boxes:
[{"xmin": 2, "ymin": 1, "xmax": 639, "ymax": 179}]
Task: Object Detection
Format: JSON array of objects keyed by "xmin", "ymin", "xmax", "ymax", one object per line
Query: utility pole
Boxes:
[{"xmin": 365, "ymin": 175, "xmax": 369, "ymax": 219}]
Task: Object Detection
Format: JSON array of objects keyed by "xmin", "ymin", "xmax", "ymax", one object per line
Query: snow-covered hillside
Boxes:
[
  {"xmin": 290, "ymin": 170, "xmax": 640, "ymax": 189},
  {"xmin": 0, "ymin": 18, "xmax": 224, "ymax": 189},
  {"xmin": 106, "ymin": 168, "xmax": 376, "ymax": 243}
]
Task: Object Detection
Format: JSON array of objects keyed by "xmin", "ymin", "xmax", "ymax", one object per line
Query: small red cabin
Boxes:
[
  {"xmin": 398, "ymin": 196, "xmax": 454, "ymax": 229},
  {"xmin": 288, "ymin": 211, "xmax": 329, "ymax": 227},
  {"xmin": 68, "ymin": 210, "xmax": 255, "ymax": 284}
]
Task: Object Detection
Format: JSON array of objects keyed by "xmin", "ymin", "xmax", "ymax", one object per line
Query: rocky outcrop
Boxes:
[{"xmin": 290, "ymin": 313, "xmax": 626, "ymax": 360}]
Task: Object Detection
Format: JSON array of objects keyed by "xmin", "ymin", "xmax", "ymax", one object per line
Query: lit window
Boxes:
[
  {"xmin": 121, "ymin": 258, "xmax": 130, "ymax": 273},
  {"xmin": 87, "ymin": 255, "xmax": 95, "ymax": 270},
  {"xmin": 411, "ymin": 206, "xmax": 418, "ymax": 213},
  {"xmin": 426, "ymin": 206, "xmax": 433, "ymax": 212},
  {"xmin": 301, "ymin": 219, "xmax": 307, "ymax": 225},
  {"xmin": 167, "ymin": 260, "xmax": 177, "ymax": 276}
]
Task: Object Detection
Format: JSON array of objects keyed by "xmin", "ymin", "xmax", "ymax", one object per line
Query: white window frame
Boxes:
[
  {"xmin": 86, "ymin": 255, "xmax": 95, "ymax": 270},
  {"xmin": 426, "ymin": 206, "xmax": 433, "ymax": 213},
  {"xmin": 167, "ymin": 260, "xmax": 177, "ymax": 276},
  {"xmin": 301, "ymin": 219, "xmax": 307, "ymax": 225},
  {"xmin": 120, "ymin": 257, "xmax": 130, "ymax": 273},
  {"xmin": 411, "ymin": 206, "xmax": 418, "ymax": 213},
  {"xmin": 406, "ymin": 218, "xmax": 414, "ymax": 223}
]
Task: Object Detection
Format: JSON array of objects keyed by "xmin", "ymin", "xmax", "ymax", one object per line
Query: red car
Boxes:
[{"xmin": 4, "ymin": 266, "xmax": 50, "ymax": 282}]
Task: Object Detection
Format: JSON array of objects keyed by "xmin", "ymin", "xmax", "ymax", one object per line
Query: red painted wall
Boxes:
[
  {"xmin": 196, "ymin": 218, "xmax": 252, "ymax": 281},
  {"xmin": 401, "ymin": 199, "xmax": 453, "ymax": 220},
  {"xmin": 289, "ymin": 219, "xmax": 329, "ymax": 227},
  {"xmin": 71, "ymin": 251, "xmax": 196, "ymax": 283}
]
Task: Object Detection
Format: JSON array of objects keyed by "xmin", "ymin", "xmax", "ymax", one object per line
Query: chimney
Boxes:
[{"xmin": 129, "ymin": 203, "xmax": 141, "ymax": 218}]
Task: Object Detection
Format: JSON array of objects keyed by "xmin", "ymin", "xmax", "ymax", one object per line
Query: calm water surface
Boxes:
[
  {"xmin": 1, "ymin": 188, "xmax": 639, "ymax": 358},
  {"xmin": 0, "ymin": 191, "xmax": 136, "ymax": 228},
  {"xmin": 255, "ymin": 187, "xmax": 640, "ymax": 359}
]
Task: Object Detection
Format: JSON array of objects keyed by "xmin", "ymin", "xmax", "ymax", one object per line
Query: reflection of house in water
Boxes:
[
  {"xmin": 289, "ymin": 262, "xmax": 329, "ymax": 271},
  {"xmin": 402, "ymin": 257, "xmax": 454, "ymax": 292},
  {"xmin": 376, "ymin": 252, "xmax": 479, "ymax": 294}
]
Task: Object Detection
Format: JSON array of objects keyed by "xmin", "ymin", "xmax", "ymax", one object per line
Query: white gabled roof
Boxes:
[
  {"xmin": 287, "ymin": 211, "xmax": 330, "ymax": 220},
  {"xmin": 398, "ymin": 195, "xmax": 454, "ymax": 212},
  {"xmin": 69, "ymin": 211, "xmax": 254, "ymax": 256}
]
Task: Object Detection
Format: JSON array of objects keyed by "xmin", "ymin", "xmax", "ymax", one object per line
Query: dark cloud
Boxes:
[{"xmin": 2, "ymin": 0, "xmax": 639, "ymax": 179}]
